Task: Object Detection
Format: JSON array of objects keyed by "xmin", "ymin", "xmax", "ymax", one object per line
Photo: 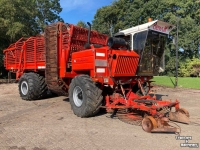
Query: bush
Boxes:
[{"xmin": 179, "ymin": 58, "xmax": 200, "ymax": 77}]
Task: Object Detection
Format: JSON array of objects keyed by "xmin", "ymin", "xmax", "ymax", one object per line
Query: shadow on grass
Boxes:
[{"xmin": 169, "ymin": 77, "xmax": 175, "ymax": 87}]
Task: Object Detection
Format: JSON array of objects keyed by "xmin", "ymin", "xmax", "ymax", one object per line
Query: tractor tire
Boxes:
[
  {"xmin": 69, "ymin": 75, "xmax": 103, "ymax": 117},
  {"xmin": 18, "ymin": 72, "xmax": 48, "ymax": 100}
]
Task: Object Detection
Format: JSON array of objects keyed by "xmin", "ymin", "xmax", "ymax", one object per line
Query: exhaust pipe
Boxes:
[
  {"xmin": 87, "ymin": 22, "xmax": 91, "ymax": 44},
  {"xmin": 84, "ymin": 22, "xmax": 91, "ymax": 49}
]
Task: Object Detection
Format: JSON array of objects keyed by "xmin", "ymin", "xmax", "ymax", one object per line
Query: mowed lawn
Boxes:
[{"xmin": 152, "ymin": 76, "xmax": 200, "ymax": 89}]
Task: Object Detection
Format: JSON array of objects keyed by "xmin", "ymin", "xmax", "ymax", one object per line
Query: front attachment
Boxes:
[
  {"xmin": 142, "ymin": 116, "xmax": 179, "ymax": 133},
  {"xmin": 141, "ymin": 116, "xmax": 157, "ymax": 132},
  {"xmin": 169, "ymin": 108, "xmax": 190, "ymax": 124},
  {"xmin": 106, "ymin": 85, "xmax": 190, "ymax": 133},
  {"xmin": 116, "ymin": 109, "xmax": 143, "ymax": 126}
]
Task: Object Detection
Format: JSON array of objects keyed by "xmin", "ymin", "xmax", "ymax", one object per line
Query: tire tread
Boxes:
[
  {"xmin": 19, "ymin": 72, "xmax": 48, "ymax": 100},
  {"xmin": 69, "ymin": 75, "xmax": 103, "ymax": 117}
]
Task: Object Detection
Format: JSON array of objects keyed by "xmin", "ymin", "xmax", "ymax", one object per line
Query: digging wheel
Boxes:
[
  {"xmin": 19, "ymin": 72, "xmax": 48, "ymax": 100},
  {"xmin": 116, "ymin": 109, "xmax": 143, "ymax": 126},
  {"xmin": 142, "ymin": 116, "xmax": 157, "ymax": 133},
  {"xmin": 69, "ymin": 75, "xmax": 103, "ymax": 117}
]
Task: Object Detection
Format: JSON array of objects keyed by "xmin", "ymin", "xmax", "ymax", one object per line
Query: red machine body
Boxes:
[
  {"xmin": 4, "ymin": 22, "xmax": 150, "ymax": 88},
  {"xmin": 72, "ymin": 46, "xmax": 140, "ymax": 84},
  {"xmin": 3, "ymin": 21, "xmax": 189, "ymax": 133},
  {"xmin": 4, "ymin": 22, "xmax": 108, "ymax": 80},
  {"xmin": 4, "ymin": 36, "xmax": 45, "ymax": 78}
]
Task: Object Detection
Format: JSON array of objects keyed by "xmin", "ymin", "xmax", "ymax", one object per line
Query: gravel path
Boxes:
[{"xmin": 0, "ymin": 83, "xmax": 199, "ymax": 150}]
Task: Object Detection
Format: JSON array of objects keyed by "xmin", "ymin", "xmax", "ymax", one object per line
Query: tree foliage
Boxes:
[
  {"xmin": 0, "ymin": 0, "xmax": 63, "ymax": 67},
  {"xmin": 93, "ymin": 5, "xmax": 118, "ymax": 35},
  {"xmin": 179, "ymin": 58, "xmax": 200, "ymax": 77},
  {"xmin": 93, "ymin": 0, "xmax": 200, "ymax": 76},
  {"xmin": 76, "ymin": 21, "xmax": 88, "ymax": 28}
]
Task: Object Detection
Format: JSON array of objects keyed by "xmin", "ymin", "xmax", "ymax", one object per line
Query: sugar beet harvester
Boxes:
[{"xmin": 4, "ymin": 20, "xmax": 189, "ymax": 133}]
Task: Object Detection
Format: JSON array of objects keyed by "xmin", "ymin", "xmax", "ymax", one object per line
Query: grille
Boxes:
[{"xmin": 114, "ymin": 56, "xmax": 139, "ymax": 76}]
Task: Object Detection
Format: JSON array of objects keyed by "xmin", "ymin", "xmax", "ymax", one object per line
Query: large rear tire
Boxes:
[
  {"xmin": 18, "ymin": 72, "xmax": 48, "ymax": 100},
  {"xmin": 69, "ymin": 75, "xmax": 103, "ymax": 117}
]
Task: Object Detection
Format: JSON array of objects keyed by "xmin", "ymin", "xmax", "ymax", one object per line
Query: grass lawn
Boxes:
[{"xmin": 152, "ymin": 76, "xmax": 200, "ymax": 89}]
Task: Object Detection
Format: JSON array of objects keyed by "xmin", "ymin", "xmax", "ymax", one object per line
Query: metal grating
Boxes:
[
  {"xmin": 114, "ymin": 56, "xmax": 139, "ymax": 76},
  {"xmin": 26, "ymin": 38, "xmax": 35, "ymax": 62},
  {"xmin": 36, "ymin": 37, "xmax": 45, "ymax": 61},
  {"xmin": 67, "ymin": 24, "xmax": 108, "ymax": 62},
  {"xmin": 4, "ymin": 36, "xmax": 45, "ymax": 70},
  {"xmin": 4, "ymin": 38, "xmax": 26, "ymax": 66}
]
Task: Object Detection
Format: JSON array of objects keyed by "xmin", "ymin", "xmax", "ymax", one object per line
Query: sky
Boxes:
[{"xmin": 59, "ymin": 0, "xmax": 114, "ymax": 25}]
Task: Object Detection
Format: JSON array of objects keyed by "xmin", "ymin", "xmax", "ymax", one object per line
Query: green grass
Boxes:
[{"xmin": 152, "ymin": 76, "xmax": 200, "ymax": 89}]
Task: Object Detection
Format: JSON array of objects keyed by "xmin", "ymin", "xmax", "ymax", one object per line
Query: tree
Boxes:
[
  {"xmin": 35, "ymin": 0, "xmax": 63, "ymax": 30},
  {"xmin": 92, "ymin": 0, "xmax": 200, "ymax": 76},
  {"xmin": 0, "ymin": 0, "xmax": 63, "ymax": 67},
  {"xmin": 76, "ymin": 21, "xmax": 88, "ymax": 28},
  {"xmin": 179, "ymin": 58, "xmax": 200, "ymax": 77},
  {"xmin": 0, "ymin": 0, "xmax": 63, "ymax": 41},
  {"xmin": 92, "ymin": 5, "xmax": 118, "ymax": 35}
]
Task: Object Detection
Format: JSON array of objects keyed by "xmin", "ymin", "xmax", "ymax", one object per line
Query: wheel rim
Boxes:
[
  {"xmin": 21, "ymin": 81, "xmax": 28, "ymax": 95},
  {"xmin": 73, "ymin": 86, "xmax": 83, "ymax": 107},
  {"xmin": 142, "ymin": 117, "xmax": 153, "ymax": 133}
]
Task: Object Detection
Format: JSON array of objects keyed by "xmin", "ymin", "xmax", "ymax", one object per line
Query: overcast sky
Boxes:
[{"xmin": 59, "ymin": 0, "xmax": 113, "ymax": 24}]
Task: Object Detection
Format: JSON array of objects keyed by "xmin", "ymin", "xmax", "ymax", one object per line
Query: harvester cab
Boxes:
[{"xmin": 114, "ymin": 20, "xmax": 175, "ymax": 76}]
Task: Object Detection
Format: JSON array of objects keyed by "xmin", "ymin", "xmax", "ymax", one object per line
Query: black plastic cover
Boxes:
[{"xmin": 107, "ymin": 37, "xmax": 127, "ymax": 49}]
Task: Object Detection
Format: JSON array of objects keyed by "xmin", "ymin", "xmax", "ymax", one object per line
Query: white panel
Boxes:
[
  {"xmin": 96, "ymin": 52, "xmax": 105, "ymax": 57},
  {"xmin": 96, "ymin": 68, "xmax": 105, "ymax": 73},
  {"xmin": 119, "ymin": 20, "xmax": 175, "ymax": 35},
  {"xmin": 38, "ymin": 66, "xmax": 46, "ymax": 69}
]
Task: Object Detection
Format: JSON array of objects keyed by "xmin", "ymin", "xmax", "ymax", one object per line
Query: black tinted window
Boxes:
[{"xmin": 133, "ymin": 30, "xmax": 148, "ymax": 55}]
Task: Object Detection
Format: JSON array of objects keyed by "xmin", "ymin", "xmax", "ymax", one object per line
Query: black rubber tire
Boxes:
[
  {"xmin": 69, "ymin": 75, "xmax": 103, "ymax": 117},
  {"xmin": 18, "ymin": 72, "xmax": 48, "ymax": 100}
]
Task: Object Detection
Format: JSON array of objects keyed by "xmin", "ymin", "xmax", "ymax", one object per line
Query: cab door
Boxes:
[{"xmin": 137, "ymin": 31, "xmax": 166, "ymax": 76}]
